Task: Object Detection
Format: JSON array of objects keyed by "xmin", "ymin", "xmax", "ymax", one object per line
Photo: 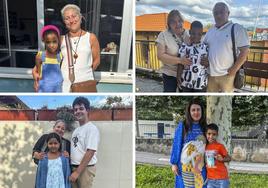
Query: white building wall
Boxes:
[
  {"xmin": 0, "ymin": 121, "xmax": 132, "ymax": 188},
  {"xmin": 137, "ymin": 120, "xmax": 176, "ymax": 138}
]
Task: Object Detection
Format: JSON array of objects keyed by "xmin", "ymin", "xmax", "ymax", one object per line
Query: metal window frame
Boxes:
[
  {"xmin": 0, "ymin": 0, "xmax": 11, "ymax": 62},
  {"xmin": 37, "ymin": 0, "xmax": 44, "ymax": 50},
  {"xmin": 117, "ymin": 0, "xmax": 133, "ymax": 72}
]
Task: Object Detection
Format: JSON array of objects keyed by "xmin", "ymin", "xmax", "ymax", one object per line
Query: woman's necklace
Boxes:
[
  {"xmin": 171, "ymin": 29, "xmax": 185, "ymax": 47},
  {"xmin": 172, "ymin": 33, "xmax": 182, "ymax": 47},
  {"xmin": 70, "ymin": 29, "xmax": 82, "ymax": 61}
]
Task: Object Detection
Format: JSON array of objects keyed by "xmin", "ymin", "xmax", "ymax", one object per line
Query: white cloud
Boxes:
[
  {"xmin": 89, "ymin": 96, "xmax": 106, "ymax": 107},
  {"xmin": 136, "ymin": 0, "xmax": 268, "ymax": 28},
  {"xmin": 91, "ymin": 95, "xmax": 133, "ymax": 108},
  {"xmin": 121, "ymin": 96, "xmax": 133, "ymax": 106}
]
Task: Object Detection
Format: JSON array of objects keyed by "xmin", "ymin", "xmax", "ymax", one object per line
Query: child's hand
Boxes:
[
  {"xmin": 32, "ymin": 66, "xmax": 40, "ymax": 92},
  {"xmin": 180, "ymin": 56, "xmax": 191, "ymax": 66},
  {"xmin": 200, "ymin": 56, "xmax": 209, "ymax": 67},
  {"xmin": 34, "ymin": 79, "xmax": 39, "ymax": 92},
  {"xmin": 215, "ymin": 154, "xmax": 224, "ymax": 162}
]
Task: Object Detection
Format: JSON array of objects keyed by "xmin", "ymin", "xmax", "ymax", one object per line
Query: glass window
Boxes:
[
  {"xmin": 0, "ymin": 0, "xmax": 37, "ymax": 68},
  {"xmin": 96, "ymin": 0, "xmax": 124, "ymax": 72},
  {"xmin": 7, "ymin": 0, "xmax": 37, "ymax": 48},
  {"xmin": 0, "ymin": 0, "xmax": 10, "ymax": 66}
]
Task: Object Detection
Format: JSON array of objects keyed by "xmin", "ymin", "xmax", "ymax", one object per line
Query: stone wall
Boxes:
[
  {"xmin": 136, "ymin": 138, "xmax": 173, "ymax": 155},
  {"xmin": 231, "ymin": 139, "xmax": 268, "ymax": 163},
  {"xmin": 136, "ymin": 138, "xmax": 268, "ymax": 163}
]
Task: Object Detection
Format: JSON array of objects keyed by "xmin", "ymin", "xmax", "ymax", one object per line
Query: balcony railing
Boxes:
[{"xmin": 136, "ymin": 40, "xmax": 268, "ymax": 92}]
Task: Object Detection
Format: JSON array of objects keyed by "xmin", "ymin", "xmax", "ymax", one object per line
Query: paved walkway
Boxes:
[
  {"xmin": 135, "ymin": 75, "xmax": 261, "ymax": 93},
  {"xmin": 136, "ymin": 76, "xmax": 163, "ymax": 92},
  {"xmin": 136, "ymin": 151, "xmax": 268, "ymax": 174}
]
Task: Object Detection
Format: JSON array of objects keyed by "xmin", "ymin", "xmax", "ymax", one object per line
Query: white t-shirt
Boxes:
[
  {"xmin": 203, "ymin": 21, "xmax": 250, "ymax": 76},
  {"xmin": 156, "ymin": 29, "xmax": 189, "ymax": 77},
  {"xmin": 61, "ymin": 32, "xmax": 94, "ymax": 92},
  {"xmin": 179, "ymin": 42, "xmax": 208, "ymax": 90},
  {"xmin": 71, "ymin": 121, "xmax": 100, "ymax": 165}
]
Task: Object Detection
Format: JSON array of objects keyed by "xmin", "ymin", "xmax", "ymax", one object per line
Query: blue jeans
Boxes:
[
  {"xmin": 162, "ymin": 73, "xmax": 177, "ymax": 92},
  {"xmin": 207, "ymin": 179, "xmax": 230, "ymax": 188}
]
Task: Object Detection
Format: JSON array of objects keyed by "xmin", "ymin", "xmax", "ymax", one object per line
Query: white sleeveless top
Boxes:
[{"xmin": 61, "ymin": 32, "xmax": 94, "ymax": 92}]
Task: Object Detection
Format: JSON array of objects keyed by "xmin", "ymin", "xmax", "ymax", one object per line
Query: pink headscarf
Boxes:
[{"xmin": 40, "ymin": 25, "xmax": 60, "ymax": 40}]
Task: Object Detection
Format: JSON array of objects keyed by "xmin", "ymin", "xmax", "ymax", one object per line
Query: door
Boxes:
[
  {"xmin": 0, "ymin": 0, "xmax": 11, "ymax": 66},
  {"xmin": 157, "ymin": 123, "xmax": 165, "ymax": 138}
]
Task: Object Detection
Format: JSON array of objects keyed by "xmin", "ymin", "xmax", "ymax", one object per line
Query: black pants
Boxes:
[
  {"xmin": 162, "ymin": 73, "xmax": 177, "ymax": 92},
  {"xmin": 181, "ymin": 86, "xmax": 207, "ymax": 92}
]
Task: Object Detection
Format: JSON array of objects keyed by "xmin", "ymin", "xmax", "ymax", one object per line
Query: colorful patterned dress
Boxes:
[{"xmin": 170, "ymin": 121, "xmax": 207, "ymax": 188}]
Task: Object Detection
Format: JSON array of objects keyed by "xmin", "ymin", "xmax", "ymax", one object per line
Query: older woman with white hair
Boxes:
[{"xmin": 32, "ymin": 4, "xmax": 100, "ymax": 92}]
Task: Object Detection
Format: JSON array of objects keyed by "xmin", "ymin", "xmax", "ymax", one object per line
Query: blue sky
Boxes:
[
  {"xmin": 136, "ymin": 0, "xmax": 268, "ymax": 28},
  {"xmin": 18, "ymin": 95, "xmax": 132, "ymax": 109}
]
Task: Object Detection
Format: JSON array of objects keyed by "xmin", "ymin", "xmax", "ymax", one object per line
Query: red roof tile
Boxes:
[{"xmin": 136, "ymin": 13, "xmax": 191, "ymax": 32}]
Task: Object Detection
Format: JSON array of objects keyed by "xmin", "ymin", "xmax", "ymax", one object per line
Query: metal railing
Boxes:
[
  {"xmin": 243, "ymin": 46, "xmax": 268, "ymax": 92},
  {"xmin": 135, "ymin": 40, "xmax": 161, "ymax": 71},
  {"xmin": 135, "ymin": 40, "xmax": 268, "ymax": 92}
]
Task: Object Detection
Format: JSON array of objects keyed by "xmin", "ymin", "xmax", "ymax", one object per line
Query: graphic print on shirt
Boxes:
[
  {"xmin": 178, "ymin": 43, "xmax": 208, "ymax": 90},
  {"xmin": 72, "ymin": 136, "xmax": 78, "ymax": 147}
]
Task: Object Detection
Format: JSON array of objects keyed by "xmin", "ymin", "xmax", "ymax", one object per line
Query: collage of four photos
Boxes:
[{"xmin": 0, "ymin": 0, "xmax": 268, "ymax": 188}]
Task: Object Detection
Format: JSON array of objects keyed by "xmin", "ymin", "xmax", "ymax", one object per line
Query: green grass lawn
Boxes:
[{"xmin": 136, "ymin": 164, "xmax": 268, "ymax": 188}]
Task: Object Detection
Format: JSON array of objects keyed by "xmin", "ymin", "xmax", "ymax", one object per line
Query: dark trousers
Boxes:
[
  {"xmin": 181, "ymin": 86, "xmax": 207, "ymax": 93},
  {"xmin": 162, "ymin": 73, "xmax": 177, "ymax": 92}
]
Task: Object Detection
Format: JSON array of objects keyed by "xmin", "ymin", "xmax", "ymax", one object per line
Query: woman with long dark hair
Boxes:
[{"xmin": 170, "ymin": 98, "xmax": 207, "ymax": 188}]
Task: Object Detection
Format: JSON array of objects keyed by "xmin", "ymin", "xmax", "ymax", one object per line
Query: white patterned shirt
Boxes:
[
  {"xmin": 71, "ymin": 122, "xmax": 100, "ymax": 165},
  {"xmin": 179, "ymin": 42, "xmax": 208, "ymax": 90}
]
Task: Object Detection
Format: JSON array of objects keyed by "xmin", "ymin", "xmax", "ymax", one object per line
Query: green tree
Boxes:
[
  {"xmin": 136, "ymin": 96, "xmax": 268, "ymax": 131},
  {"xmin": 136, "ymin": 96, "xmax": 205, "ymax": 121},
  {"xmin": 56, "ymin": 106, "xmax": 76, "ymax": 132},
  {"xmin": 102, "ymin": 96, "xmax": 125, "ymax": 109},
  {"xmin": 232, "ymin": 96, "xmax": 268, "ymax": 130},
  {"xmin": 207, "ymin": 96, "xmax": 232, "ymax": 150},
  {"xmin": 40, "ymin": 105, "xmax": 48, "ymax": 110},
  {"xmin": 204, "ymin": 23, "xmax": 213, "ymax": 31}
]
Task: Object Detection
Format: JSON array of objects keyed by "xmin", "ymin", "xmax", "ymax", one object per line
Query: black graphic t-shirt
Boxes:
[{"xmin": 178, "ymin": 42, "xmax": 208, "ymax": 90}]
